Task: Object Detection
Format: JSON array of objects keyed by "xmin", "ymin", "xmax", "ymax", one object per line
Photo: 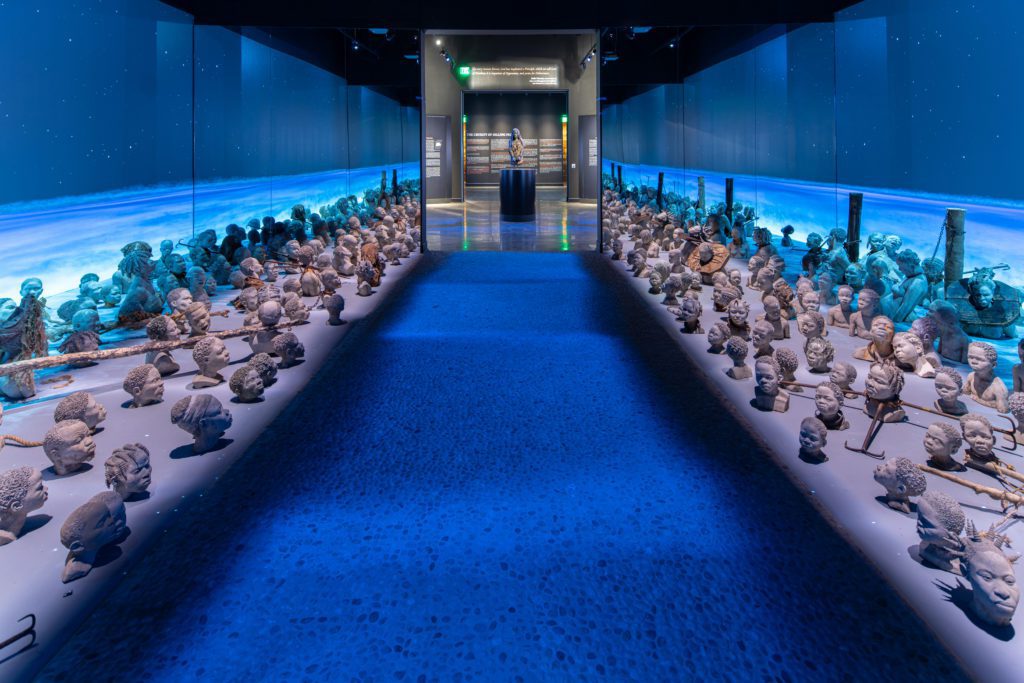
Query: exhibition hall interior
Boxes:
[{"xmin": 1, "ymin": 0, "xmax": 1022, "ymax": 681}]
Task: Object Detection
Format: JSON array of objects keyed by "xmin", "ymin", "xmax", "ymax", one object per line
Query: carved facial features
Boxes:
[
  {"xmin": 814, "ymin": 385, "xmax": 841, "ymax": 419},
  {"xmin": 968, "ymin": 550, "xmax": 1020, "ymax": 626},
  {"xmin": 924, "ymin": 424, "xmax": 954, "ymax": 458},
  {"xmin": 935, "ymin": 373, "xmax": 962, "ymax": 404},
  {"xmin": 963, "ymin": 419, "xmax": 995, "ymax": 457},
  {"xmin": 755, "ymin": 361, "xmax": 780, "ymax": 395},
  {"xmin": 865, "ymin": 365, "xmax": 896, "ymax": 401},
  {"xmin": 799, "ymin": 423, "xmax": 825, "ymax": 454}
]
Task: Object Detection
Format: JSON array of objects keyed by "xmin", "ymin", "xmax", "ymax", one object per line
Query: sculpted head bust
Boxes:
[
  {"xmin": 53, "ymin": 392, "xmax": 107, "ymax": 432},
  {"xmin": 171, "ymin": 394, "xmax": 233, "ymax": 454},
  {"xmin": 273, "ymin": 332, "xmax": 305, "ymax": 368},
  {"xmin": 123, "ymin": 364, "xmax": 164, "ymax": 408},
  {"xmin": 59, "ymin": 491, "xmax": 127, "ymax": 583},
  {"xmin": 873, "ymin": 457, "xmax": 927, "ymax": 513},
  {"xmin": 104, "ymin": 443, "xmax": 152, "ymax": 501},
  {"xmin": 44, "ymin": 420, "xmax": 96, "ymax": 476},
  {"xmin": 229, "ymin": 366, "xmax": 265, "ymax": 403},
  {"xmin": 191, "ymin": 337, "xmax": 230, "ymax": 386},
  {"xmin": 0, "ymin": 467, "xmax": 47, "ymax": 545},
  {"xmin": 963, "ymin": 529, "xmax": 1020, "ymax": 627}
]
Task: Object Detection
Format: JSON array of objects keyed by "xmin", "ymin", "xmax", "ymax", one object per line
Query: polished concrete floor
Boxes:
[{"xmin": 425, "ymin": 186, "xmax": 599, "ymax": 251}]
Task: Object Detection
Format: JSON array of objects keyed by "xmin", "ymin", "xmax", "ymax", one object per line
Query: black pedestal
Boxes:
[{"xmin": 499, "ymin": 168, "xmax": 537, "ymax": 222}]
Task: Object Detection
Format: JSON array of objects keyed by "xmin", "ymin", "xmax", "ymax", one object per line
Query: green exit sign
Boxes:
[
  {"xmin": 561, "ymin": 114, "xmax": 568, "ymax": 123},
  {"xmin": 458, "ymin": 65, "xmax": 471, "ymax": 76}
]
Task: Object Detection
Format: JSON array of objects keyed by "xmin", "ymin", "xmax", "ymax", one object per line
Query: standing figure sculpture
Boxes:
[
  {"xmin": 509, "ymin": 128, "xmax": 524, "ymax": 166},
  {"xmin": 0, "ymin": 278, "xmax": 49, "ymax": 399}
]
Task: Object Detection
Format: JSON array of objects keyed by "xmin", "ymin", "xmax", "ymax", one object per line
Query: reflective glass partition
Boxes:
[
  {"xmin": 0, "ymin": 0, "xmax": 193, "ymax": 300},
  {"xmin": 601, "ymin": 24, "xmax": 840, "ymax": 250},
  {"xmin": 0, "ymin": 7, "xmax": 420, "ymax": 305}
]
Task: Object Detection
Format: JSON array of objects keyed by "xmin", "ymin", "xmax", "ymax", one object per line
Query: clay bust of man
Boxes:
[
  {"xmin": 250, "ymin": 301, "xmax": 283, "ymax": 355},
  {"xmin": 191, "ymin": 337, "xmax": 230, "ymax": 388},
  {"xmin": 44, "ymin": 419, "xmax": 96, "ymax": 475},
  {"xmin": 706, "ymin": 322, "xmax": 729, "ymax": 354},
  {"xmin": 797, "ymin": 290, "xmax": 820, "ymax": 314},
  {"xmin": 829, "ymin": 361, "xmax": 858, "ymax": 396},
  {"xmin": 960, "ymin": 413, "xmax": 997, "ymax": 465},
  {"xmin": 756, "ymin": 295, "xmax": 789, "ymax": 340},
  {"xmin": 814, "ymin": 381, "xmax": 848, "ymax": 431},
  {"xmin": 934, "ymin": 367, "xmax": 968, "ymax": 416},
  {"xmin": 853, "ymin": 315, "xmax": 896, "ymax": 362},
  {"xmin": 963, "ymin": 532, "xmax": 1020, "ymax": 627},
  {"xmin": 827, "ymin": 285, "xmax": 854, "ymax": 329},
  {"xmin": 171, "ymin": 394, "xmax": 233, "ymax": 454},
  {"xmin": 1008, "ymin": 393, "xmax": 1024, "ymax": 446},
  {"xmin": 53, "ymin": 391, "xmax": 107, "ymax": 433},
  {"xmin": 247, "ymin": 352, "xmax": 278, "ymax": 387},
  {"xmin": 104, "ymin": 443, "xmax": 152, "ymax": 501},
  {"xmin": 121, "ymin": 362, "xmax": 164, "ymax": 407},
  {"xmin": 773, "ymin": 348, "xmax": 801, "ymax": 391},
  {"xmin": 750, "ymin": 320, "xmax": 776, "ymax": 359},
  {"xmin": 924, "ymin": 422, "xmax": 965, "ymax": 472},
  {"xmin": 848, "ymin": 288, "xmax": 879, "ymax": 340},
  {"xmin": 873, "ymin": 457, "xmax": 927, "ymax": 514},
  {"xmin": 929, "ymin": 300, "xmax": 970, "ymax": 364},
  {"xmin": 751, "ymin": 356, "xmax": 790, "ymax": 413},
  {"xmin": 864, "ymin": 361, "xmax": 906, "ymax": 423},
  {"xmin": 724, "ymin": 336, "xmax": 751, "ymax": 380},
  {"xmin": 273, "ymin": 332, "xmax": 305, "ymax": 369},
  {"xmin": 166, "ymin": 287, "xmax": 193, "ymax": 315},
  {"xmin": 59, "ymin": 491, "xmax": 127, "ymax": 583},
  {"xmin": 0, "ymin": 467, "xmax": 48, "ymax": 545},
  {"xmin": 798, "ymin": 417, "xmax": 828, "ymax": 463},
  {"xmin": 804, "ymin": 336, "xmax": 834, "ymax": 375},
  {"xmin": 892, "ymin": 331, "xmax": 936, "ymax": 379},
  {"xmin": 916, "ymin": 491, "xmax": 965, "ymax": 575},
  {"xmin": 964, "ymin": 341, "xmax": 1009, "ymax": 413},
  {"xmin": 230, "ymin": 365, "xmax": 265, "ymax": 403},
  {"xmin": 145, "ymin": 315, "xmax": 181, "ymax": 376}
]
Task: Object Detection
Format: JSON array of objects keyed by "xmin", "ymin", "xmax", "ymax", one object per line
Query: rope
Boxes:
[{"xmin": 1, "ymin": 435, "xmax": 43, "ymax": 448}]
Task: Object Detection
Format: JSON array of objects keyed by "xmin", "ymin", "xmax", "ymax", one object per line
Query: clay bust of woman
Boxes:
[
  {"xmin": 170, "ymin": 394, "xmax": 233, "ymax": 455},
  {"xmin": 725, "ymin": 298, "xmax": 751, "ymax": 341},
  {"xmin": 756, "ymin": 295, "xmax": 789, "ymax": 340},
  {"xmin": 804, "ymin": 336, "xmax": 834, "ymax": 374},
  {"xmin": 964, "ymin": 341, "xmax": 1009, "ymax": 413},
  {"xmin": 892, "ymin": 331, "xmax": 936, "ymax": 378}
]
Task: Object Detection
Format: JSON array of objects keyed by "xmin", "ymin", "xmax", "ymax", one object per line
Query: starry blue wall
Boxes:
[
  {"xmin": 0, "ymin": 2, "xmax": 420, "ymax": 299},
  {"xmin": 0, "ymin": 0, "xmax": 193, "ymax": 205}
]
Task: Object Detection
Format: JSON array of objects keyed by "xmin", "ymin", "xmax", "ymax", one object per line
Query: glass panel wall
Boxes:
[{"xmin": 0, "ymin": 10, "xmax": 420, "ymax": 310}]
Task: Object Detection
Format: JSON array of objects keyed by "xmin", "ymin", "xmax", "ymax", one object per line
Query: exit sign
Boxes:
[
  {"xmin": 561, "ymin": 114, "xmax": 568, "ymax": 123},
  {"xmin": 458, "ymin": 65, "xmax": 471, "ymax": 76}
]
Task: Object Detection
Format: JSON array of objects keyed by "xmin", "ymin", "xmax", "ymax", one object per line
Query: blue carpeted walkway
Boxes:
[{"xmin": 41, "ymin": 253, "xmax": 965, "ymax": 682}]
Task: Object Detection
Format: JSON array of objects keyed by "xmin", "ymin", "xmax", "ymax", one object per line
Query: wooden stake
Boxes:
[
  {"xmin": 847, "ymin": 192, "xmax": 863, "ymax": 263},
  {"xmin": 918, "ymin": 463, "xmax": 1024, "ymax": 506}
]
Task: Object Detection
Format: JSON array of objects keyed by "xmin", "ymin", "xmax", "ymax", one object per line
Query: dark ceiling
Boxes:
[{"xmin": 163, "ymin": 0, "xmax": 862, "ymax": 106}]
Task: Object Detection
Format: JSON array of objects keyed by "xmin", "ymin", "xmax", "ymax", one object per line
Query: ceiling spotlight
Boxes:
[
  {"xmin": 669, "ymin": 42, "xmax": 675, "ymax": 48},
  {"xmin": 435, "ymin": 38, "xmax": 442, "ymax": 46},
  {"xmin": 353, "ymin": 42, "xmax": 359, "ymax": 51}
]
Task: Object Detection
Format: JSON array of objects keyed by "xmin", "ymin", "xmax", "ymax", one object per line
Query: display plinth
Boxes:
[{"xmin": 499, "ymin": 168, "xmax": 536, "ymax": 222}]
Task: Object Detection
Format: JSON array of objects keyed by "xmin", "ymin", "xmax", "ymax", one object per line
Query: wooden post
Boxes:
[
  {"xmin": 697, "ymin": 176, "xmax": 705, "ymax": 211},
  {"xmin": 725, "ymin": 178, "xmax": 734, "ymax": 221},
  {"xmin": 944, "ymin": 208, "xmax": 967, "ymax": 289},
  {"xmin": 847, "ymin": 192, "xmax": 863, "ymax": 263},
  {"xmin": 392, "ymin": 169, "xmax": 398, "ymax": 197},
  {"xmin": 656, "ymin": 172, "xmax": 665, "ymax": 209},
  {"xmin": 380, "ymin": 170, "xmax": 387, "ymax": 198},
  {"xmin": 617, "ymin": 165, "xmax": 623, "ymax": 193}
]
